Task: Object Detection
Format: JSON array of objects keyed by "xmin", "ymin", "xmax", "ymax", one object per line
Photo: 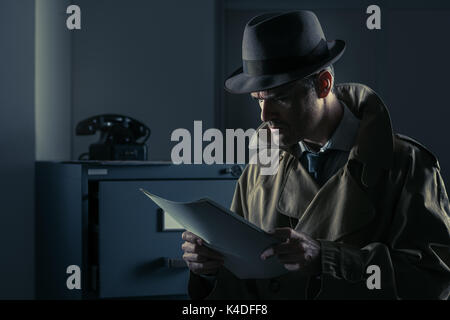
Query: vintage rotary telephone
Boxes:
[{"xmin": 76, "ymin": 114, "xmax": 150, "ymax": 160}]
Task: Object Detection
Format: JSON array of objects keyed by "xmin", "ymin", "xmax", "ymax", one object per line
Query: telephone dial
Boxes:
[{"xmin": 76, "ymin": 114, "xmax": 150, "ymax": 161}]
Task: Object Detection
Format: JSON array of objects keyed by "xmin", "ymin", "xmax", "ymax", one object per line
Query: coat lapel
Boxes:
[
  {"xmin": 276, "ymin": 154, "xmax": 376, "ymax": 242},
  {"xmin": 276, "ymin": 153, "xmax": 319, "ymax": 219},
  {"xmin": 298, "ymin": 165, "xmax": 375, "ymax": 241}
]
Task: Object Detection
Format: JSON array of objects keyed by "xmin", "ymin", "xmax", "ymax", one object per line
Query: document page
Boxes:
[{"xmin": 140, "ymin": 188, "xmax": 288, "ymax": 279}]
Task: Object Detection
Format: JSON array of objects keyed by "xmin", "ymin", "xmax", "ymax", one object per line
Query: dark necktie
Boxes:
[{"xmin": 305, "ymin": 151, "xmax": 329, "ymax": 181}]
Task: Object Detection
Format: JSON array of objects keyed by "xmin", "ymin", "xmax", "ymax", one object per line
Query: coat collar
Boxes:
[
  {"xmin": 254, "ymin": 83, "xmax": 395, "ymax": 241},
  {"xmin": 335, "ymin": 83, "xmax": 394, "ymax": 187},
  {"xmin": 298, "ymin": 100, "xmax": 360, "ymax": 156},
  {"xmin": 250, "ymin": 83, "xmax": 395, "ymax": 187}
]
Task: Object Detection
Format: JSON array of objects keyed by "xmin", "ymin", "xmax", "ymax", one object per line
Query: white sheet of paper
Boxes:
[{"xmin": 140, "ymin": 188, "xmax": 288, "ymax": 279}]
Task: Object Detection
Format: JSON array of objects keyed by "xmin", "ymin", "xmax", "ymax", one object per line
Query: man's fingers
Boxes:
[
  {"xmin": 283, "ymin": 263, "xmax": 301, "ymax": 271},
  {"xmin": 260, "ymin": 242, "xmax": 300, "ymax": 260},
  {"xmin": 268, "ymin": 227, "xmax": 293, "ymax": 241},
  {"xmin": 182, "ymin": 252, "xmax": 208, "ymax": 263},
  {"xmin": 277, "ymin": 253, "xmax": 304, "ymax": 264},
  {"xmin": 181, "ymin": 241, "xmax": 224, "ymax": 260},
  {"xmin": 187, "ymin": 260, "xmax": 224, "ymax": 275},
  {"xmin": 268, "ymin": 228, "xmax": 309, "ymax": 242},
  {"xmin": 260, "ymin": 245, "xmax": 280, "ymax": 260},
  {"xmin": 182, "ymin": 231, "xmax": 203, "ymax": 245}
]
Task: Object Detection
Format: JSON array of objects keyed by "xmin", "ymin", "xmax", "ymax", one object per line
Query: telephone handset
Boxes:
[{"xmin": 76, "ymin": 114, "xmax": 150, "ymax": 161}]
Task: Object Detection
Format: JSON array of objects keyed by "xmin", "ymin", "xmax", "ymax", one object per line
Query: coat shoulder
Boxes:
[
  {"xmin": 236, "ymin": 162, "xmax": 262, "ymax": 195},
  {"xmin": 393, "ymin": 134, "xmax": 440, "ymax": 169}
]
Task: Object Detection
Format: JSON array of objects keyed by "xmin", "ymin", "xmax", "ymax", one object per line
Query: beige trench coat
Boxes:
[{"xmin": 188, "ymin": 83, "xmax": 450, "ymax": 300}]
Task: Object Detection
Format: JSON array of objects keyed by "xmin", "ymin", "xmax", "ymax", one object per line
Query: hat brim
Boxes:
[{"xmin": 224, "ymin": 40, "xmax": 345, "ymax": 94}]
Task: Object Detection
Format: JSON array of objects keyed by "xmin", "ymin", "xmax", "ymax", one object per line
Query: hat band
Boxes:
[{"xmin": 243, "ymin": 39, "xmax": 329, "ymax": 76}]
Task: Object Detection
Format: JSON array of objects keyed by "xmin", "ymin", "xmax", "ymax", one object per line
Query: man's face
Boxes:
[{"xmin": 250, "ymin": 81, "xmax": 319, "ymax": 147}]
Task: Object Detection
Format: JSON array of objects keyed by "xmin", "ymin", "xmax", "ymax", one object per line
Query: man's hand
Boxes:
[
  {"xmin": 260, "ymin": 227, "xmax": 321, "ymax": 275},
  {"xmin": 182, "ymin": 231, "xmax": 224, "ymax": 276}
]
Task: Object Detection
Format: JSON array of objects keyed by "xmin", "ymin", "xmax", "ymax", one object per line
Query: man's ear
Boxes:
[{"xmin": 316, "ymin": 70, "xmax": 333, "ymax": 99}]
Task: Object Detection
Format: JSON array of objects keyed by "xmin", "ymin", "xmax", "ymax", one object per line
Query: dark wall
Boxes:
[
  {"xmin": 0, "ymin": 0, "xmax": 35, "ymax": 299},
  {"xmin": 71, "ymin": 0, "xmax": 217, "ymax": 161},
  {"xmin": 385, "ymin": 8, "xmax": 450, "ymax": 180}
]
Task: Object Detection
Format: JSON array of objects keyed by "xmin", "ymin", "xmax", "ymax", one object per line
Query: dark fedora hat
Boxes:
[{"xmin": 225, "ymin": 11, "xmax": 345, "ymax": 94}]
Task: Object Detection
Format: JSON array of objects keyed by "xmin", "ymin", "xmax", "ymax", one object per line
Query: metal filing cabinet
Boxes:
[{"xmin": 35, "ymin": 161, "xmax": 243, "ymax": 299}]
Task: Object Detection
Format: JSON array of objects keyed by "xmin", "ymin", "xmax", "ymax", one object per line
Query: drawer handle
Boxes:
[
  {"xmin": 221, "ymin": 165, "xmax": 243, "ymax": 177},
  {"xmin": 163, "ymin": 257, "xmax": 187, "ymax": 269}
]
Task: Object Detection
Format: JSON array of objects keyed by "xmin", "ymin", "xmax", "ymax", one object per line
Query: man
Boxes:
[{"xmin": 181, "ymin": 10, "xmax": 450, "ymax": 299}]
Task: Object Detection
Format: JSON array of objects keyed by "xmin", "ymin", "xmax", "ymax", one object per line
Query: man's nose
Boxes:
[{"xmin": 261, "ymin": 100, "xmax": 277, "ymax": 122}]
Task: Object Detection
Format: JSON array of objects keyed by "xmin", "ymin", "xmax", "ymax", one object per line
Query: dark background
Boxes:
[{"xmin": 1, "ymin": 0, "xmax": 449, "ymax": 299}]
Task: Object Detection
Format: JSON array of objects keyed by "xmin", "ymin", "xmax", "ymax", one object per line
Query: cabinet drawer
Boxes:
[{"xmin": 97, "ymin": 179, "xmax": 236, "ymax": 298}]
